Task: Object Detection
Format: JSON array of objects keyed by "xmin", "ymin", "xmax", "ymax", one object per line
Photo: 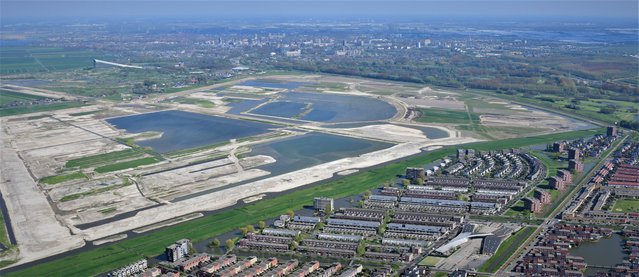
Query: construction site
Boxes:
[{"xmin": 0, "ymin": 74, "xmax": 586, "ymax": 267}]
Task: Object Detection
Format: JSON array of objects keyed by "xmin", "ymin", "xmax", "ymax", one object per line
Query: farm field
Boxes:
[
  {"xmin": 0, "ymin": 102, "xmax": 85, "ymax": 117},
  {"xmin": 0, "ymin": 47, "xmax": 98, "ymax": 74},
  {"xmin": 94, "ymin": 157, "xmax": 163, "ymax": 173},
  {"xmin": 0, "ymin": 90, "xmax": 46, "ymax": 106},
  {"xmin": 40, "ymin": 172, "xmax": 87, "ymax": 185},
  {"xmin": 416, "ymin": 108, "xmax": 479, "ymax": 124}
]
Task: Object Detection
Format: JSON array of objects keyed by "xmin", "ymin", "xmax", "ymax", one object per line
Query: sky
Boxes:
[{"xmin": 1, "ymin": 0, "xmax": 637, "ymax": 20}]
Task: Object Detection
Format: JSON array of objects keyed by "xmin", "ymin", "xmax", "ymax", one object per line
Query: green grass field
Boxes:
[
  {"xmin": 611, "ymin": 199, "xmax": 639, "ymax": 213},
  {"xmin": 0, "ymin": 102, "xmax": 85, "ymax": 117},
  {"xmin": 479, "ymin": 227, "xmax": 536, "ymax": 273},
  {"xmin": 4, "ymin": 129, "xmax": 600, "ymax": 277},
  {"xmin": 0, "ymin": 90, "xmax": 46, "ymax": 106},
  {"xmin": 65, "ymin": 149, "xmax": 144, "ymax": 169},
  {"xmin": 174, "ymin": 97, "xmax": 216, "ymax": 108},
  {"xmin": 40, "ymin": 172, "xmax": 87, "ymax": 185},
  {"xmin": 418, "ymin": 256, "xmax": 442, "ymax": 266},
  {"xmin": 94, "ymin": 157, "xmax": 162, "ymax": 173},
  {"xmin": 0, "ymin": 47, "xmax": 97, "ymax": 74},
  {"xmin": 416, "ymin": 108, "xmax": 479, "ymax": 124}
]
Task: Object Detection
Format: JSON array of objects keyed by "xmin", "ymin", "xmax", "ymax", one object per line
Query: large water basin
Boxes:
[
  {"xmin": 248, "ymin": 92, "xmax": 397, "ymax": 123},
  {"xmin": 251, "ymin": 132, "xmax": 394, "ymax": 176},
  {"xmin": 106, "ymin": 110, "xmax": 277, "ymax": 153}
]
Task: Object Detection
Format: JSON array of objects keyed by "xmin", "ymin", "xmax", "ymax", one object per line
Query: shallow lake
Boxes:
[
  {"xmin": 248, "ymin": 92, "xmax": 397, "ymax": 123},
  {"xmin": 250, "ymin": 101, "xmax": 308, "ymax": 118},
  {"xmin": 106, "ymin": 110, "xmax": 277, "ymax": 153},
  {"xmin": 225, "ymin": 98, "xmax": 268, "ymax": 115},
  {"xmin": 251, "ymin": 132, "xmax": 394, "ymax": 176}
]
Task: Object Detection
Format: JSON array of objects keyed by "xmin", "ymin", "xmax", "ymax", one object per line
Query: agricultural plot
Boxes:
[
  {"xmin": 65, "ymin": 149, "xmax": 144, "ymax": 169},
  {"xmin": 0, "ymin": 102, "xmax": 85, "ymax": 117},
  {"xmin": 40, "ymin": 172, "xmax": 88, "ymax": 185},
  {"xmin": 416, "ymin": 108, "xmax": 478, "ymax": 124},
  {"xmin": 0, "ymin": 47, "xmax": 97, "ymax": 74},
  {"xmin": 0, "ymin": 90, "xmax": 46, "ymax": 106}
]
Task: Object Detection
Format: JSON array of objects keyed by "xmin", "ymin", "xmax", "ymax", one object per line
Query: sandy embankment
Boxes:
[{"xmin": 76, "ymin": 135, "xmax": 479, "ymax": 242}]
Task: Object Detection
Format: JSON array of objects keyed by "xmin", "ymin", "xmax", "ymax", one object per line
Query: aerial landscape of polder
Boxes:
[{"xmin": 0, "ymin": 1, "xmax": 638, "ymax": 276}]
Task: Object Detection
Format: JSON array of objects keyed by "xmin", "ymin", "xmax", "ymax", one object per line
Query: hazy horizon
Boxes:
[{"xmin": 2, "ymin": 0, "xmax": 637, "ymax": 22}]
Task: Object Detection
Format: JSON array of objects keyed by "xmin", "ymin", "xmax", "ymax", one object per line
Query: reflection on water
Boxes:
[
  {"xmin": 249, "ymin": 91, "xmax": 397, "ymax": 123},
  {"xmin": 106, "ymin": 110, "xmax": 276, "ymax": 153},
  {"xmin": 251, "ymin": 132, "xmax": 393, "ymax": 176},
  {"xmin": 569, "ymin": 233, "xmax": 627, "ymax": 276}
]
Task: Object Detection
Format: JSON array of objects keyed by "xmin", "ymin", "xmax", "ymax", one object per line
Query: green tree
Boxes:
[
  {"xmin": 258, "ymin": 220, "xmax": 266, "ymax": 229},
  {"xmin": 356, "ymin": 242, "xmax": 366, "ymax": 256},
  {"xmin": 245, "ymin": 224, "xmax": 255, "ymax": 233},
  {"xmin": 286, "ymin": 210, "xmax": 295, "ymax": 218},
  {"xmin": 402, "ymin": 178, "xmax": 411, "ymax": 188},
  {"xmin": 324, "ymin": 204, "xmax": 332, "ymax": 215},
  {"xmin": 291, "ymin": 241, "xmax": 299, "ymax": 251},
  {"xmin": 240, "ymin": 227, "xmax": 249, "ymax": 235},
  {"xmin": 210, "ymin": 238, "xmax": 220, "ymax": 248},
  {"xmin": 225, "ymin": 239, "xmax": 235, "ymax": 251},
  {"xmin": 378, "ymin": 224, "xmax": 386, "ymax": 235}
]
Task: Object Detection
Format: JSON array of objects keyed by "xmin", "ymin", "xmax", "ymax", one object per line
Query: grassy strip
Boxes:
[
  {"xmin": 0, "ymin": 102, "xmax": 85, "ymax": 117},
  {"xmin": 26, "ymin": 114, "xmax": 50, "ymax": 120},
  {"xmin": 60, "ymin": 179, "xmax": 131, "ymax": 202},
  {"xmin": 99, "ymin": 207, "xmax": 118, "ymax": 214},
  {"xmin": 65, "ymin": 149, "xmax": 144, "ymax": 169},
  {"xmin": 415, "ymin": 108, "xmax": 479, "ymax": 124},
  {"xmin": 177, "ymin": 98, "xmax": 216, "ymax": 108},
  {"xmin": 236, "ymin": 131, "xmax": 289, "ymax": 143},
  {"xmin": 478, "ymin": 227, "xmax": 536, "ymax": 273},
  {"xmin": 94, "ymin": 157, "xmax": 162, "ymax": 173},
  {"xmin": 5, "ymin": 129, "xmax": 598, "ymax": 277},
  {"xmin": 165, "ymin": 142, "xmax": 229, "ymax": 158},
  {"xmin": 69, "ymin": 110, "xmax": 100, "ymax": 117},
  {"xmin": 0, "ymin": 208, "xmax": 12, "ymax": 247},
  {"xmin": 40, "ymin": 172, "xmax": 87, "ymax": 185}
]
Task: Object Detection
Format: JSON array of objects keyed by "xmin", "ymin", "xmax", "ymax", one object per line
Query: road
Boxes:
[{"xmin": 494, "ymin": 134, "xmax": 628, "ymax": 274}]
